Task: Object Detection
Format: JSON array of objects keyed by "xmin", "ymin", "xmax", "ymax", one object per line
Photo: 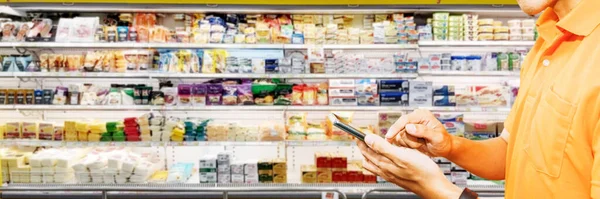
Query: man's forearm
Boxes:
[{"xmin": 445, "ymin": 136, "xmax": 507, "ymax": 180}]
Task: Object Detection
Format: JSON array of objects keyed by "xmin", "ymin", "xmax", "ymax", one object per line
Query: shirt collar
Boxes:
[
  {"xmin": 536, "ymin": 7, "xmax": 560, "ymax": 42},
  {"xmin": 556, "ymin": 0, "xmax": 600, "ymax": 36}
]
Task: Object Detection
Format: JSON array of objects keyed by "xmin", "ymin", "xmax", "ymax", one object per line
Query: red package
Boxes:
[
  {"xmin": 124, "ymin": 126, "xmax": 139, "ymax": 134},
  {"xmin": 314, "ymin": 152, "xmax": 331, "ymax": 168},
  {"xmin": 332, "ymin": 169, "xmax": 347, "ymax": 183},
  {"xmin": 126, "ymin": 135, "xmax": 141, "ymax": 141}
]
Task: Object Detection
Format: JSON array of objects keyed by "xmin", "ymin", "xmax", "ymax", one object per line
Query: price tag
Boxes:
[{"xmin": 321, "ymin": 192, "xmax": 339, "ymax": 199}]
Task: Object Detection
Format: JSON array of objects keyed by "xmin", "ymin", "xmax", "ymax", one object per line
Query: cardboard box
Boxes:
[
  {"xmin": 329, "ymin": 88, "xmax": 356, "ymax": 97},
  {"xmin": 465, "ymin": 121, "xmax": 497, "ymax": 140},
  {"xmin": 330, "ymin": 153, "xmax": 347, "ymax": 169},
  {"xmin": 329, "ymin": 97, "xmax": 358, "ymax": 106},
  {"xmin": 272, "ymin": 158, "xmax": 287, "ymax": 174},
  {"xmin": 199, "ymin": 172, "xmax": 217, "ymax": 183},
  {"xmin": 301, "ymin": 165, "xmax": 317, "ymax": 183},
  {"xmin": 379, "ymin": 79, "xmax": 409, "ymax": 92},
  {"xmin": 314, "ymin": 152, "xmax": 331, "ymax": 168},
  {"xmin": 316, "ymin": 168, "xmax": 332, "ymax": 183},
  {"xmin": 380, "ymin": 92, "xmax": 409, "ymax": 106},
  {"xmin": 329, "ymin": 79, "xmax": 356, "ymax": 88},
  {"xmin": 332, "ymin": 168, "xmax": 347, "ymax": 182}
]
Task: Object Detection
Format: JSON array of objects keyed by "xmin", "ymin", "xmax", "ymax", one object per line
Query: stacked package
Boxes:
[
  {"xmin": 329, "ymin": 79, "xmax": 357, "ymax": 106},
  {"xmin": 72, "ymin": 148, "xmax": 160, "ymax": 184},
  {"xmin": 38, "ymin": 123, "xmax": 55, "ymax": 140},
  {"xmin": 243, "ymin": 160, "xmax": 258, "ymax": 183},
  {"xmin": 286, "ymin": 113, "xmax": 307, "ymax": 140},
  {"xmin": 305, "ymin": 152, "xmax": 376, "ymax": 183},
  {"xmin": 463, "ymin": 14, "xmax": 478, "ymax": 41},
  {"xmin": 206, "ymin": 122, "xmax": 228, "ymax": 141},
  {"xmin": 88, "ymin": 122, "xmax": 106, "ymax": 142},
  {"xmin": 76, "ymin": 122, "xmax": 89, "ymax": 141},
  {"xmin": 432, "ymin": 13, "xmax": 449, "ymax": 41},
  {"xmin": 228, "ymin": 123, "xmax": 259, "ymax": 141},
  {"xmin": 106, "ymin": 121, "xmax": 124, "ymax": 141},
  {"xmin": 217, "ymin": 153, "xmax": 231, "ymax": 183},
  {"xmin": 257, "ymin": 159, "xmax": 274, "ymax": 183},
  {"xmin": 138, "ymin": 114, "xmax": 151, "ymax": 141},
  {"xmin": 408, "ymin": 81, "xmax": 433, "ymax": 107},
  {"xmin": 477, "ymin": 18, "xmax": 496, "ymax": 41},
  {"xmin": 1, "ymin": 149, "xmax": 33, "ymax": 183},
  {"xmin": 198, "ymin": 155, "xmax": 217, "ymax": 183},
  {"xmin": 64, "ymin": 121, "xmax": 77, "ymax": 141},
  {"xmin": 379, "ymin": 79, "xmax": 409, "ymax": 106},
  {"xmin": 507, "ymin": 19, "xmax": 535, "ymax": 41},
  {"xmin": 183, "ymin": 121, "xmax": 196, "ymax": 141},
  {"xmin": 356, "ymin": 79, "xmax": 379, "ymax": 106},
  {"xmin": 433, "ymin": 85, "xmax": 456, "ymax": 107},
  {"xmin": 149, "ymin": 116, "xmax": 164, "ymax": 142},
  {"xmin": 123, "ymin": 117, "xmax": 140, "ymax": 141},
  {"xmin": 447, "ymin": 15, "xmax": 463, "ymax": 41},
  {"xmin": 29, "ymin": 148, "xmax": 85, "ymax": 183}
]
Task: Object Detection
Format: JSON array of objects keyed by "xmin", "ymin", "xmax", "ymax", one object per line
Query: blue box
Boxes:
[{"xmin": 380, "ymin": 92, "xmax": 409, "ymax": 106}]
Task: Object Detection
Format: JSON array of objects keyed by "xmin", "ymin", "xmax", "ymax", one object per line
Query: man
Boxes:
[{"xmin": 357, "ymin": 0, "xmax": 600, "ymax": 198}]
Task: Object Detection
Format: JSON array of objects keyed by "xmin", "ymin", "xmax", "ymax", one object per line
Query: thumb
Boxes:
[{"xmin": 364, "ymin": 134, "xmax": 410, "ymax": 165}]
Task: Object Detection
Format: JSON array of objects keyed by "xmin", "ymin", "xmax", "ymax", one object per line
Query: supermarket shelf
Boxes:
[
  {"xmin": 0, "ymin": 140, "xmax": 284, "ymax": 147},
  {"xmin": 284, "ymin": 44, "xmax": 419, "ymax": 50},
  {"xmin": 418, "ymin": 40, "xmax": 535, "ymax": 47},
  {"xmin": 419, "ymin": 70, "xmax": 520, "ymax": 77},
  {"xmin": 286, "ymin": 140, "xmax": 356, "ymax": 147},
  {"xmin": 0, "ymin": 41, "xmax": 534, "ymax": 49},
  {"xmin": 5, "ymin": 72, "xmax": 419, "ymax": 79},
  {"xmin": 1, "ymin": 105, "xmax": 512, "ymax": 112},
  {"xmin": 2, "ymin": 42, "xmax": 419, "ymax": 50}
]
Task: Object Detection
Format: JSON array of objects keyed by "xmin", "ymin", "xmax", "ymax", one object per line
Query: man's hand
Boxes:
[
  {"xmin": 385, "ymin": 109, "xmax": 455, "ymax": 157},
  {"xmin": 357, "ymin": 134, "xmax": 462, "ymax": 199}
]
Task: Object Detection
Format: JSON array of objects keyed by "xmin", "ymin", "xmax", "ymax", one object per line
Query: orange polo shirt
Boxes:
[{"xmin": 503, "ymin": 1, "xmax": 600, "ymax": 198}]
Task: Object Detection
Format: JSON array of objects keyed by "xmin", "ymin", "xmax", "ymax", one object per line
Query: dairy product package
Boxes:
[
  {"xmin": 465, "ymin": 121, "xmax": 498, "ymax": 140},
  {"xmin": 380, "ymin": 92, "xmax": 409, "ymax": 106}
]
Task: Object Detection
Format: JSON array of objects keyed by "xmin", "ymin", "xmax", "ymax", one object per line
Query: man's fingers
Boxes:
[
  {"xmin": 358, "ymin": 140, "xmax": 407, "ymax": 170},
  {"xmin": 364, "ymin": 134, "xmax": 414, "ymax": 165},
  {"xmin": 385, "ymin": 109, "xmax": 432, "ymax": 139}
]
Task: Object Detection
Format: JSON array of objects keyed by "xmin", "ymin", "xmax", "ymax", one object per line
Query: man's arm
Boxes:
[{"xmin": 445, "ymin": 131, "xmax": 508, "ymax": 180}]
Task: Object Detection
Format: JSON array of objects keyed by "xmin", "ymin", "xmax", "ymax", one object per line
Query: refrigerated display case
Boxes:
[{"xmin": 0, "ymin": 1, "xmax": 528, "ymax": 198}]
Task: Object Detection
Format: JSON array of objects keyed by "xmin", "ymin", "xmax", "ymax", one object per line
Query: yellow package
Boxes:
[
  {"xmin": 21, "ymin": 122, "xmax": 38, "ymax": 140},
  {"xmin": 77, "ymin": 131, "xmax": 88, "ymax": 141},
  {"xmin": 75, "ymin": 122, "xmax": 89, "ymax": 132},
  {"xmin": 88, "ymin": 133, "xmax": 101, "ymax": 142},
  {"xmin": 38, "ymin": 123, "xmax": 54, "ymax": 140},
  {"xmin": 171, "ymin": 127, "xmax": 185, "ymax": 137},
  {"xmin": 0, "ymin": 123, "xmax": 5, "ymax": 140},
  {"xmin": 5, "ymin": 122, "xmax": 21, "ymax": 139},
  {"xmin": 170, "ymin": 134, "xmax": 184, "ymax": 142},
  {"xmin": 64, "ymin": 121, "xmax": 77, "ymax": 131}
]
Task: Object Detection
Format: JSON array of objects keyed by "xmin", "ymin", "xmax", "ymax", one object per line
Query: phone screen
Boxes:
[{"xmin": 329, "ymin": 113, "xmax": 366, "ymax": 141}]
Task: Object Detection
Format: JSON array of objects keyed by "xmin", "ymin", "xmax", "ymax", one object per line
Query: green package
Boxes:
[
  {"xmin": 274, "ymin": 83, "xmax": 293, "ymax": 105},
  {"xmin": 251, "ymin": 83, "xmax": 277, "ymax": 105}
]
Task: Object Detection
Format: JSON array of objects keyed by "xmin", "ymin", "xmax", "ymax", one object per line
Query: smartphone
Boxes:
[{"xmin": 328, "ymin": 113, "xmax": 366, "ymax": 141}]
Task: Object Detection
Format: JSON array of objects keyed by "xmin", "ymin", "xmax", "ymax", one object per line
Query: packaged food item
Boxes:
[
  {"xmin": 302, "ymin": 86, "xmax": 317, "ymax": 105},
  {"xmin": 292, "ymin": 85, "xmax": 304, "ymax": 105},
  {"xmin": 252, "ymin": 83, "xmax": 276, "ymax": 105},
  {"xmin": 494, "ymin": 33, "xmax": 509, "ymax": 41},
  {"xmin": 206, "ymin": 84, "xmax": 223, "ymax": 105},
  {"xmin": 192, "ymin": 84, "xmax": 207, "ymax": 106},
  {"xmin": 274, "ymin": 84, "xmax": 293, "ymax": 105},
  {"xmin": 258, "ymin": 122, "xmax": 285, "ymax": 141},
  {"xmin": 177, "ymin": 84, "xmax": 192, "ymax": 106},
  {"xmin": 68, "ymin": 17, "xmax": 99, "ymax": 43},
  {"xmin": 316, "ymin": 82, "xmax": 329, "ymax": 105},
  {"xmin": 223, "ymin": 85, "xmax": 239, "ymax": 105},
  {"xmin": 161, "ymin": 87, "xmax": 178, "ymax": 106}
]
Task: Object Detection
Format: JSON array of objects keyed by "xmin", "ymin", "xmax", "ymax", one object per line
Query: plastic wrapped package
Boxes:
[
  {"xmin": 206, "ymin": 122, "xmax": 229, "ymax": 141},
  {"xmin": 259, "ymin": 122, "xmax": 285, "ymax": 141}
]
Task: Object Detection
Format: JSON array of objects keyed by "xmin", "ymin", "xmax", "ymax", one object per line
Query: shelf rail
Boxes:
[
  {"xmin": 360, "ymin": 185, "xmax": 505, "ymax": 199},
  {"xmin": 1, "ymin": 186, "xmax": 348, "ymax": 199}
]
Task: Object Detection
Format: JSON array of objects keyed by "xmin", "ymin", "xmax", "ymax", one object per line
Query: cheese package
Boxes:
[
  {"xmin": 5, "ymin": 122, "xmax": 21, "ymax": 139},
  {"xmin": 38, "ymin": 123, "xmax": 55, "ymax": 140},
  {"xmin": 465, "ymin": 121, "xmax": 498, "ymax": 140}
]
